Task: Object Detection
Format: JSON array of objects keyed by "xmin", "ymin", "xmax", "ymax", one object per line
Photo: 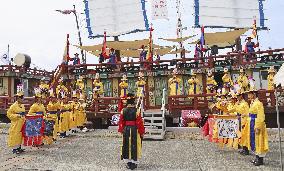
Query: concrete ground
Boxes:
[{"xmin": 0, "ymin": 126, "xmax": 283, "ymax": 171}]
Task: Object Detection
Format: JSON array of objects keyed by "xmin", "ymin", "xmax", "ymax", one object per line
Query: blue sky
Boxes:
[{"xmin": 0, "ymin": 0, "xmax": 283, "ymax": 71}]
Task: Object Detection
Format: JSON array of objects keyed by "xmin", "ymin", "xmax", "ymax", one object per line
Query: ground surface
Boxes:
[{"xmin": 0, "ymin": 125, "xmax": 283, "ymax": 171}]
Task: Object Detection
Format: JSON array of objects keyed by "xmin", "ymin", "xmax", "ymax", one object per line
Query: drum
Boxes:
[{"xmin": 14, "ymin": 53, "xmax": 31, "ymax": 68}]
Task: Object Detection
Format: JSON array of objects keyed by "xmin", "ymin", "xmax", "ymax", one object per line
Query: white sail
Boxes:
[
  {"xmin": 83, "ymin": 0, "xmax": 149, "ymax": 38},
  {"xmin": 194, "ymin": 0, "xmax": 265, "ymax": 28}
]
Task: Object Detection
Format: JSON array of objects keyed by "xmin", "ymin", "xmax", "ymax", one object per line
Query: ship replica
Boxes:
[{"xmin": 1, "ymin": 0, "xmax": 284, "ymax": 138}]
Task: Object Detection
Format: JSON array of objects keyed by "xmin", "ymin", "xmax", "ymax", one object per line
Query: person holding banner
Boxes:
[
  {"xmin": 118, "ymin": 93, "xmax": 145, "ymax": 170},
  {"xmin": 24, "ymin": 88, "xmax": 46, "ymax": 147},
  {"xmin": 7, "ymin": 85, "xmax": 26, "ymax": 154},
  {"xmin": 44, "ymin": 89, "xmax": 61, "ymax": 144},
  {"xmin": 236, "ymin": 90, "xmax": 250, "ymax": 155},
  {"xmin": 246, "ymin": 88, "xmax": 269, "ymax": 166}
]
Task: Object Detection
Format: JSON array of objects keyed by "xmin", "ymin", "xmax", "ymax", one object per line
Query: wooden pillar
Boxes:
[
  {"xmin": 112, "ymin": 78, "xmax": 119, "ymax": 97},
  {"xmin": 8, "ymin": 77, "xmax": 11, "ymax": 97}
]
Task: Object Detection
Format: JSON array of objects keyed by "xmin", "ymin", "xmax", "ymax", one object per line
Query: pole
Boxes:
[
  {"xmin": 7, "ymin": 44, "xmax": 10, "ymax": 65},
  {"xmin": 73, "ymin": 5, "xmax": 85, "ymax": 64},
  {"xmin": 275, "ymin": 88, "xmax": 283, "ymax": 171}
]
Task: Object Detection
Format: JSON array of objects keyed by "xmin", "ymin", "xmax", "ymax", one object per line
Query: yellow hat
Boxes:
[
  {"xmin": 16, "ymin": 84, "xmax": 24, "ymax": 97},
  {"xmin": 95, "ymin": 73, "xmax": 100, "ymax": 80},
  {"xmin": 268, "ymin": 66, "xmax": 275, "ymax": 73},
  {"xmin": 240, "ymin": 68, "xmax": 244, "ymax": 73},
  {"xmin": 207, "ymin": 70, "xmax": 213, "ymax": 76},
  {"xmin": 34, "ymin": 87, "xmax": 41, "ymax": 98},
  {"xmin": 224, "ymin": 68, "xmax": 229, "ymax": 73},
  {"xmin": 173, "ymin": 68, "xmax": 178, "ymax": 75},
  {"xmin": 49, "ymin": 89, "xmax": 55, "ymax": 98},
  {"xmin": 121, "ymin": 74, "xmax": 128, "ymax": 81}
]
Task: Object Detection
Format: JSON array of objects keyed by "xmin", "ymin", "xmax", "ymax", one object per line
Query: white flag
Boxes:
[
  {"xmin": 152, "ymin": 0, "xmax": 168, "ymax": 20},
  {"xmin": 1, "ymin": 52, "xmax": 9, "ymax": 65}
]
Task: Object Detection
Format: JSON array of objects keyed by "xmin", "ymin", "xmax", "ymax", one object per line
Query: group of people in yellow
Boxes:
[{"xmin": 7, "ymin": 77, "xmax": 87, "ymax": 154}]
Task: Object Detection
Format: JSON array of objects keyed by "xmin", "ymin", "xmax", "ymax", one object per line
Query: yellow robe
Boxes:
[
  {"xmin": 188, "ymin": 78, "xmax": 200, "ymax": 95},
  {"xmin": 59, "ymin": 103, "xmax": 71, "ymax": 132},
  {"xmin": 28, "ymin": 103, "xmax": 46, "ymax": 116},
  {"xmin": 237, "ymin": 75, "xmax": 249, "ymax": 93},
  {"xmin": 77, "ymin": 103, "xmax": 87, "ymax": 127},
  {"xmin": 226, "ymin": 102, "xmax": 239, "ymax": 149},
  {"xmin": 7, "ymin": 102, "xmax": 25, "ymax": 148},
  {"xmin": 206, "ymin": 76, "xmax": 217, "ymax": 93},
  {"xmin": 136, "ymin": 80, "xmax": 146, "ymax": 97},
  {"xmin": 222, "ymin": 73, "xmax": 233, "ymax": 90},
  {"xmin": 93, "ymin": 80, "xmax": 104, "ymax": 97},
  {"xmin": 39, "ymin": 83, "xmax": 50, "ymax": 98},
  {"xmin": 168, "ymin": 76, "xmax": 182, "ymax": 96},
  {"xmin": 76, "ymin": 80, "xmax": 85, "ymax": 90},
  {"xmin": 46, "ymin": 101, "xmax": 61, "ymax": 141},
  {"xmin": 56, "ymin": 84, "xmax": 68, "ymax": 97},
  {"xmin": 267, "ymin": 74, "xmax": 274, "ymax": 90},
  {"xmin": 245, "ymin": 98, "xmax": 269, "ymax": 155},
  {"xmin": 119, "ymin": 81, "xmax": 128, "ymax": 97},
  {"xmin": 69, "ymin": 101, "xmax": 79, "ymax": 129},
  {"xmin": 235, "ymin": 99, "xmax": 249, "ymax": 147}
]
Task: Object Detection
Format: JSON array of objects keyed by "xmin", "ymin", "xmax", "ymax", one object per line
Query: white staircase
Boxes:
[{"xmin": 143, "ymin": 88, "xmax": 166, "ymax": 140}]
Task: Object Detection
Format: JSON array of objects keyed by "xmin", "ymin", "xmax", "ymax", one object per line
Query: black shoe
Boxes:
[
  {"xmin": 17, "ymin": 147, "xmax": 25, "ymax": 153},
  {"xmin": 253, "ymin": 157, "xmax": 264, "ymax": 166},
  {"xmin": 130, "ymin": 163, "xmax": 137, "ymax": 170},
  {"xmin": 126, "ymin": 162, "xmax": 132, "ymax": 169},
  {"xmin": 251, "ymin": 155, "xmax": 259, "ymax": 164},
  {"xmin": 12, "ymin": 149, "xmax": 20, "ymax": 154}
]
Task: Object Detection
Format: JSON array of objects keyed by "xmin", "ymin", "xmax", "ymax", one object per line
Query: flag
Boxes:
[
  {"xmin": 1, "ymin": 52, "xmax": 9, "ymax": 64},
  {"xmin": 152, "ymin": 0, "xmax": 168, "ymax": 20},
  {"xmin": 102, "ymin": 31, "xmax": 109, "ymax": 59},
  {"xmin": 146, "ymin": 26, "xmax": 154, "ymax": 61},
  {"xmin": 200, "ymin": 26, "xmax": 205, "ymax": 51},
  {"xmin": 251, "ymin": 19, "xmax": 257, "ymax": 38},
  {"xmin": 62, "ymin": 34, "xmax": 70, "ymax": 63},
  {"xmin": 55, "ymin": 10, "xmax": 75, "ymax": 15}
]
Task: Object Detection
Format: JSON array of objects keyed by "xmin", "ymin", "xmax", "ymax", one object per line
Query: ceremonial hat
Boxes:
[
  {"xmin": 172, "ymin": 68, "xmax": 178, "ymax": 75},
  {"xmin": 246, "ymin": 37, "xmax": 252, "ymax": 41},
  {"xmin": 72, "ymin": 90, "xmax": 77, "ymax": 98},
  {"xmin": 121, "ymin": 74, "xmax": 128, "ymax": 81},
  {"xmin": 207, "ymin": 70, "xmax": 213, "ymax": 76},
  {"xmin": 216, "ymin": 88, "xmax": 222, "ymax": 97},
  {"xmin": 224, "ymin": 68, "xmax": 229, "ymax": 73},
  {"xmin": 95, "ymin": 73, "xmax": 100, "ymax": 80},
  {"xmin": 74, "ymin": 53, "xmax": 79, "ymax": 56},
  {"xmin": 191, "ymin": 71, "xmax": 197, "ymax": 76},
  {"xmin": 240, "ymin": 68, "xmax": 244, "ymax": 73},
  {"xmin": 16, "ymin": 84, "xmax": 24, "ymax": 97},
  {"xmin": 140, "ymin": 45, "xmax": 145, "ymax": 49},
  {"xmin": 34, "ymin": 87, "xmax": 42, "ymax": 98},
  {"xmin": 268, "ymin": 66, "xmax": 276, "ymax": 73}
]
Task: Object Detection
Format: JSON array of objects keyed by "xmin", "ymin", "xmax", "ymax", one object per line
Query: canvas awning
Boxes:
[
  {"xmin": 189, "ymin": 29, "xmax": 249, "ymax": 47},
  {"xmin": 75, "ymin": 39, "xmax": 162, "ymax": 51},
  {"xmin": 159, "ymin": 36, "xmax": 194, "ymax": 42},
  {"xmin": 167, "ymin": 49, "xmax": 191, "ymax": 54},
  {"xmin": 88, "ymin": 47, "xmax": 174, "ymax": 58}
]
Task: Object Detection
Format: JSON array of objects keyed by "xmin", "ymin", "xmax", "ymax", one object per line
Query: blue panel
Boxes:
[
  {"xmin": 258, "ymin": 0, "xmax": 265, "ymax": 28},
  {"xmin": 83, "ymin": 0, "xmax": 94, "ymax": 38},
  {"xmin": 141, "ymin": 0, "xmax": 150, "ymax": 31},
  {"xmin": 194, "ymin": 0, "xmax": 200, "ymax": 27}
]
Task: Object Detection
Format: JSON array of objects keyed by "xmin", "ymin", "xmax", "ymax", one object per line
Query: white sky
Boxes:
[{"xmin": 0, "ymin": 0, "xmax": 283, "ymax": 71}]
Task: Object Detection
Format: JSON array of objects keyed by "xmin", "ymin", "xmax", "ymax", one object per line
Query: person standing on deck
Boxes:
[
  {"xmin": 135, "ymin": 72, "xmax": 146, "ymax": 98},
  {"xmin": 188, "ymin": 72, "xmax": 201, "ymax": 97},
  {"xmin": 168, "ymin": 68, "xmax": 182, "ymax": 96},
  {"xmin": 118, "ymin": 74, "xmax": 129, "ymax": 112},
  {"xmin": 222, "ymin": 68, "xmax": 233, "ymax": 93},
  {"xmin": 7, "ymin": 84, "xmax": 26, "ymax": 154},
  {"xmin": 139, "ymin": 45, "xmax": 147, "ymax": 67},
  {"xmin": 267, "ymin": 66, "xmax": 276, "ymax": 90},
  {"xmin": 237, "ymin": 68, "xmax": 249, "ymax": 93},
  {"xmin": 108, "ymin": 48, "xmax": 117, "ymax": 69},
  {"xmin": 118, "ymin": 93, "xmax": 145, "ymax": 170},
  {"xmin": 93, "ymin": 73, "xmax": 104, "ymax": 99}
]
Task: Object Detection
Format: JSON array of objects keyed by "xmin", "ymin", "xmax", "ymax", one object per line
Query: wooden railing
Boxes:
[
  {"xmin": 90, "ymin": 97, "xmax": 121, "ymax": 118},
  {"xmin": 0, "ymin": 65, "xmax": 53, "ymax": 77}
]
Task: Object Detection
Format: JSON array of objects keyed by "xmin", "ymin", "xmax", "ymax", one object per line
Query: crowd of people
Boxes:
[{"xmin": 7, "ymin": 76, "xmax": 87, "ymax": 154}]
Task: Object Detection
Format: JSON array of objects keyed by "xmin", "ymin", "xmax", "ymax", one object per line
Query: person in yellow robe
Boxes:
[
  {"xmin": 237, "ymin": 68, "xmax": 249, "ymax": 93},
  {"xmin": 77, "ymin": 95, "xmax": 88, "ymax": 132},
  {"xmin": 44, "ymin": 89, "xmax": 61, "ymax": 144},
  {"xmin": 188, "ymin": 72, "xmax": 200, "ymax": 96},
  {"xmin": 7, "ymin": 85, "xmax": 26, "ymax": 154},
  {"xmin": 27, "ymin": 88, "xmax": 46, "ymax": 146},
  {"xmin": 93, "ymin": 73, "xmax": 104, "ymax": 98},
  {"xmin": 119, "ymin": 74, "xmax": 129, "ymax": 98},
  {"xmin": 206, "ymin": 70, "xmax": 217, "ymax": 94},
  {"xmin": 76, "ymin": 75, "xmax": 85, "ymax": 98},
  {"xmin": 245, "ymin": 88, "xmax": 269, "ymax": 166},
  {"xmin": 136, "ymin": 72, "xmax": 146, "ymax": 97},
  {"xmin": 168, "ymin": 68, "xmax": 182, "ymax": 96},
  {"xmin": 222, "ymin": 68, "xmax": 233, "ymax": 93},
  {"xmin": 267, "ymin": 66, "xmax": 275, "ymax": 90},
  {"xmin": 236, "ymin": 91, "xmax": 250, "ymax": 155},
  {"xmin": 56, "ymin": 77, "xmax": 69, "ymax": 98},
  {"xmin": 226, "ymin": 93, "xmax": 239, "ymax": 149},
  {"xmin": 59, "ymin": 96, "xmax": 71, "ymax": 138},
  {"xmin": 69, "ymin": 91, "xmax": 79, "ymax": 132},
  {"xmin": 39, "ymin": 77, "xmax": 50, "ymax": 99}
]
